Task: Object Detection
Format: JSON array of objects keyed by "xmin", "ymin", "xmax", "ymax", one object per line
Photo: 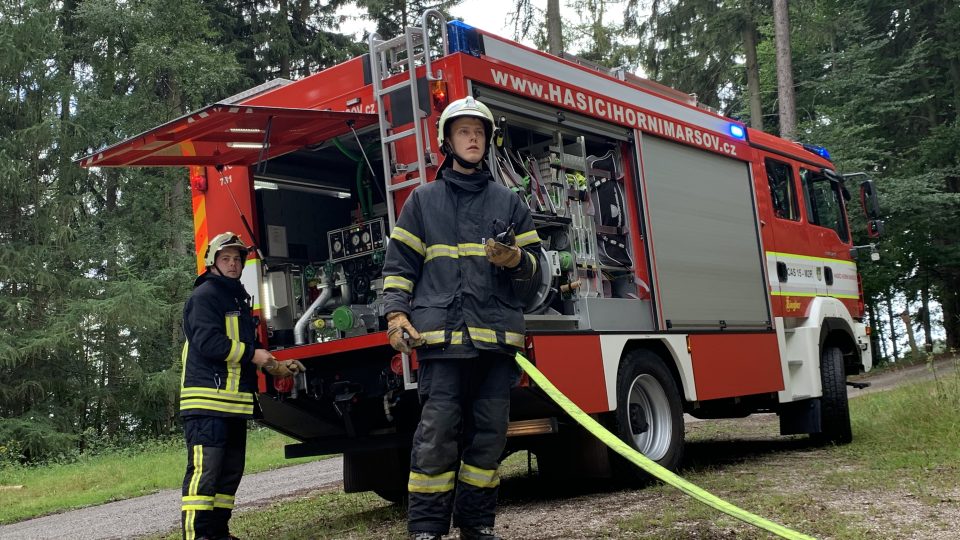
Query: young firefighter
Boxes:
[
  {"xmin": 179, "ymin": 233, "xmax": 305, "ymax": 540},
  {"xmin": 382, "ymin": 97, "xmax": 542, "ymax": 540}
]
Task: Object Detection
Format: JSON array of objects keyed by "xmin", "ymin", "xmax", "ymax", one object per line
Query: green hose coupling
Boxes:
[{"xmin": 332, "ymin": 306, "xmax": 355, "ymax": 331}]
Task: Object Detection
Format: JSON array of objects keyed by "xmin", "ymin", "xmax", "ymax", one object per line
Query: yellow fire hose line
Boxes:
[{"xmin": 514, "ymin": 353, "xmax": 816, "ymax": 540}]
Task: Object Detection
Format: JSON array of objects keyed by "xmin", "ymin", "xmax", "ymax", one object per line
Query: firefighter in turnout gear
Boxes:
[
  {"xmin": 179, "ymin": 232, "xmax": 304, "ymax": 540},
  {"xmin": 382, "ymin": 97, "xmax": 542, "ymax": 540}
]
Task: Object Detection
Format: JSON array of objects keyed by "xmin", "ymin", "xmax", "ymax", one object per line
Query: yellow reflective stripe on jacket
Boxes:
[
  {"xmin": 458, "ymin": 462, "xmax": 500, "ymax": 488},
  {"xmin": 180, "ymin": 399, "xmax": 254, "ymax": 415},
  {"xmin": 391, "ymin": 226, "xmax": 425, "ymax": 256},
  {"xmin": 420, "ymin": 330, "xmax": 466, "ymax": 345},
  {"xmin": 505, "ymin": 331, "xmax": 525, "ymax": 347},
  {"xmin": 515, "ymin": 229, "xmax": 541, "ymax": 247},
  {"xmin": 424, "ymin": 243, "xmax": 488, "ymax": 262},
  {"xmin": 214, "ymin": 493, "xmax": 235, "ymax": 509},
  {"xmin": 420, "ymin": 330, "xmax": 446, "ymax": 344},
  {"xmin": 224, "ymin": 314, "xmax": 244, "ymax": 393},
  {"xmin": 180, "ymin": 387, "xmax": 254, "ymax": 402},
  {"xmin": 384, "ymin": 275, "xmax": 414, "ymax": 292},
  {"xmin": 425, "ymin": 244, "xmax": 458, "ymax": 262},
  {"xmin": 468, "ymin": 326, "xmax": 498, "ymax": 344},
  {"xmin": 180, "ymin": 342, "xmax": 189, "ymax": 387},
  {"xmin": 408, "ymin": 470, "xmax": 456, "ymax": 493},
  {"xmin": 458, "ymin": 243, "xmax": 486, "ymax": 257}
]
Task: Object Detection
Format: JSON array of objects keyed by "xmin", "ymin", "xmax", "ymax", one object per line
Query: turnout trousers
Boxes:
[
  {"xmin": 407, "ymin": 352, "xmax": 517, "ymax": 535},
  {"xmin": 181, "ymin": 415, "xmax": 247, "ymax": 540}
]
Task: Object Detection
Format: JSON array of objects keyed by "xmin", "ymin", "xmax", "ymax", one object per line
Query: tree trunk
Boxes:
[
  {"xmin": 771, "ymin": 0, "xmax": 796, "ymax": 140},
  {"xmin": 885, "ymin": 291, "xmax": 900, "ymax": 361},
  {"xmin": 742, "ymin": 18, "xmax": 763, "ymax": 130},
  {"xmin": 900, "ymin": 310, "xmax": 919, "ymax": 360},
  {"xmin": 940, "ymin": 270, "xmax": 960, "ymax": 350},
  {"xmin": 546, "ymin": 0, "xmax": 563, "ymax": 55},
  {"xmin": 920, "ymin": 279, "xmax": 933, "ymax": 351},
  {"xmin": 867, "ymin": 298, "xmax": 885, "ymax": 363},
  {"xmin": 279, "ymin": 0, "xmax": 291, "ymax": 79}
]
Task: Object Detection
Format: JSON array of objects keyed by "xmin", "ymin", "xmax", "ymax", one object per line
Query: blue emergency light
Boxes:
[
  {"xmin": 447, "ymin": 20, "xmax": 483, "ymax": 57},
  {"xmin": 802, "ymin": 143, "xmax": 832, "ymax": 161},
  {"xmin": 728, "ymin": 124, "xmax": 746, "ymax": 139}
]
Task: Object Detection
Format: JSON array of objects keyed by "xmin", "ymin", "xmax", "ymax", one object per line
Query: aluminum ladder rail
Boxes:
[{"xmin": 368, "ymin": 9, "xmax": 448, "ymax": 232}]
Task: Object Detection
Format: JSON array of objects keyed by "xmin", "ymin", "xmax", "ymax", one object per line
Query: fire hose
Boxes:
[{"xmin": 514, "ymin": 353, "xmax": 815, "ymax": 540}]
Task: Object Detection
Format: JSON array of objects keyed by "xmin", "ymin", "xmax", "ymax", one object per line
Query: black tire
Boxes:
[
  {"xmin": 372, "ymin": 487, "xmax": 407, "ymax": 504},
  {"xmin": 343, "ymin": 446, "xmax": 410, "ymax": 503},
  {"xmin": 611, "ymin": 349, "xmax": 684, "ymax": 481},
  {"xmin": 814, "ymin": 345, "xmax": 852, "ymax": 445}
]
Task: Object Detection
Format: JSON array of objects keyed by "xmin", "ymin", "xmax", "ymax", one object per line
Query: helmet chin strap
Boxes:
[
  {"xmin": 443, "ymin": 141, "xmax": 485, "ymax": 170},
  {"xmin": 452, "ymin": 153, "xmax": 483, "ymax": 170}
]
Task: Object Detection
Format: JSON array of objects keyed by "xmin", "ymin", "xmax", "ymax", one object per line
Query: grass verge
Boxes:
[{"xmin": 0, "ymin": 427, "xmax": 322, "ymax": 525}]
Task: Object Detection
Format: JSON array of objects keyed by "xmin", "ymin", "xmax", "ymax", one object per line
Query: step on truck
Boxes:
[{"xmin": 81, "ymin": 10, "xmax": 882, "ymax": 501}]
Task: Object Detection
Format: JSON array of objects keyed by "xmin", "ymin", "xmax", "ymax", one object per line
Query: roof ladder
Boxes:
[{"xmin": 368, "ymin": 9, "xmax": 448, "ymax": 232}]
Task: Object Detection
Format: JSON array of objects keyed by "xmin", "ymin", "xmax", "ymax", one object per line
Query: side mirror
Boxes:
[
  {"xmin": 867, "ymin": 219, "xmax": 884, "ymax": 239},
  {"xmin": 858, "ymin": 179, "xmax": 881, "ymax": 219},
  {"xmin": 850, "ymin": 243, "xmax": 881, "ymax": 261}
]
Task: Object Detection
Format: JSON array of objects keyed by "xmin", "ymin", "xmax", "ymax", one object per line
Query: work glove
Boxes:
[
  {"xmin": 386, "ymin": 312, "xmax": 425, "ymax": 353},
  {"xmin": 484, "ymin": 238, "xmax": 522, "ymax": 268},
  {"xmin": 259, "ymin": 354, "xmax": 306, "ymax": 379}
]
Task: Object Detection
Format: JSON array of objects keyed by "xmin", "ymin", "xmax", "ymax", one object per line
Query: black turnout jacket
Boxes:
[
  {"xmin": 179, "ymin": 272, "xmax": 258, "ymax": 417},
  {"xmin": 382, "ymin": 168, "xmax": 542, "ymax": 359}
]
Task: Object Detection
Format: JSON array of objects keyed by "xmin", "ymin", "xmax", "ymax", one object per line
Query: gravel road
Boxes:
[
  {"xmin": 0, "ymin": 457, "xmax": 344, "ymax": 539},
  {"xmin": 1, "ymin": 356, "xmax": 955, "ymax": 540}
]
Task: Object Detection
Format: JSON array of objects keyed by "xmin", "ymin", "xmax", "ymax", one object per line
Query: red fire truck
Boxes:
[{"xmin": 81, "ymin": 11, "xmax": 881, "ymax": 501}]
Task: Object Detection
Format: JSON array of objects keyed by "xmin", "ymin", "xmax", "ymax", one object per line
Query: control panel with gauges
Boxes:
[{"xmin": 327, "ymin": 218, "xmax": 386, "ymax": 262}]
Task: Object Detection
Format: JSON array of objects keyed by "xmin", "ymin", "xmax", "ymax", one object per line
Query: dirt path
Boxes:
[{"xmin": 1, "ymin": 357, "xmax": 955, "ymax": 540}]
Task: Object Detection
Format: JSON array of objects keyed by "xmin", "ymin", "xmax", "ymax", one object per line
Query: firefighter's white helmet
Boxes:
[
  {"xmin": 204, "ymin": 232, "xmax": 248, "ymax": 267},
  {"xmin": 437, "ymin": 96, "xmax": 494, "ymax": 149}
]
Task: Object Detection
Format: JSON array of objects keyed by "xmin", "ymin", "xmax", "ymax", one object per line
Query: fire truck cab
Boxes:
[{"xmin": 81, "ymin": 11, "xmax": 878, "ymax": 501}]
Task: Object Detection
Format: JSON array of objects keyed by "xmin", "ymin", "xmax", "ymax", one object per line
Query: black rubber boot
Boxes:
[
  {"xmin": 409, "ymin": 532, "xmax": 443, "ymax": 540},
  {"xmin": 459, "ymin": 526, "xmax": 502, "ymax": 540}
]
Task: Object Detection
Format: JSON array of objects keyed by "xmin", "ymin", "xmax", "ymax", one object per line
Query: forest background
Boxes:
[{"xmin": 1, "ymin": 0, "xmax": 958, "ymax": 463}]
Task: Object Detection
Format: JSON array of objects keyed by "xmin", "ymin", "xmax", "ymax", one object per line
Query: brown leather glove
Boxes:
[
  {"xmin": 261, "ymin": 358, "xmax": 306, "ymax": 379},
  {"xmin": 386, "ymin": 312, "xmax": 425, "ymax": 353},
  {"xmin": 485, "ymin": 238, "xmax": 522, "ymax": 268}
]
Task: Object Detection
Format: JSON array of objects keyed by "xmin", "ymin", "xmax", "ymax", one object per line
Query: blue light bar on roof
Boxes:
[
  {"xmin": 801, "ymin": 143, "xmax": 832, "ymax": 161},
  {"xmin": 729, "ymin": 124, "xmax": 746, "ymax": 139},
  {"xmin": 447, "ymin": 20, "xmax": 483, "ymax": 57}
]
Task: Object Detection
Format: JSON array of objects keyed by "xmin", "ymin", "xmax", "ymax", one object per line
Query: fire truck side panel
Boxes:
[
  {"xmin": 244, "ymin": 56, "xmax": 374, "ymax": 112},
  {"xmin": 688, "ymin": 333, "xmax": 783, "ymax": 401},
  {"xmin": 637, "ymin": 134, "xmax": 771, "ymax": 331},
  {"xmin": 528, "ymin": 335, "xmax": 608, "ymax": 413},
  {"xmin": 476, "ymin": 33, "xmax": 739, "ymax": 142},
  {"xmin": 597, "ymin": 335, "xmax": 697, "ymax": 407}
]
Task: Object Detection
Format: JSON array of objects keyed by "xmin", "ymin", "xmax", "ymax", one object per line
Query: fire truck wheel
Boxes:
[
  {"xmin": 343, "ymin": 446, "xmax": 410, "ymax": 504},
  {"xmin": 814, "ymin": 345, "xmax": 852, "ymax": 445},
  {"xmin": 612, "ymin": 349, "xmax": 684, "ymax": 480}
]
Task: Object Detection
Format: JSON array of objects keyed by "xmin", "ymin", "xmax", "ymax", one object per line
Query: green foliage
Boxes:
[{"xmin": 0, "ymin": 0, "xmax": 366, "ymax": 463}]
